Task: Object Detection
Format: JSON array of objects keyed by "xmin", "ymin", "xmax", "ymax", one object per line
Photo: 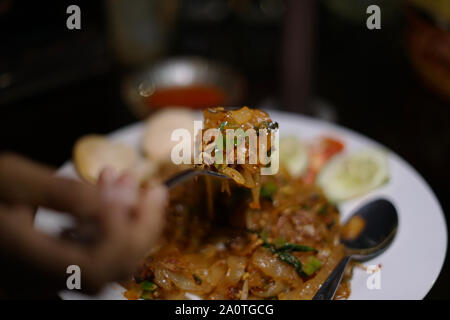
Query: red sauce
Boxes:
[{"xmin": 145, "ymin": 85, "xmax": 227, "ymax": 109}]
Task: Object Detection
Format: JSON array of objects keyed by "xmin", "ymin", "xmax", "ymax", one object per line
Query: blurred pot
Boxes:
[{"xmin": 122, "ymin": 57, "xmax": 245, "ymax": 118}]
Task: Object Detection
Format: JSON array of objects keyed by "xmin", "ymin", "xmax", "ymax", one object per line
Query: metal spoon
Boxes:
[{"xmin": 313, "ymin": 198, "xmax": 398, "ymax": 300}]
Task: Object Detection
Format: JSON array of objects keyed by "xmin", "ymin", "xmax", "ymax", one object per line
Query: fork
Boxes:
[{"xmin": 163, "ymin": 168, "xmax": 230, "ymax": 188}]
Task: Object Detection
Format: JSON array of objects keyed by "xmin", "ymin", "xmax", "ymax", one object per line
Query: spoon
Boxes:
[{"xmin": 313, "ymin": 198, "xmax": 398, "ymax": 300}]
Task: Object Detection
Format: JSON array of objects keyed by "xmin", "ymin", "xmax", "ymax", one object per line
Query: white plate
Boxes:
[{"xmin": 34, "ymin": 110, "xmax": 447, "ymax": 300}]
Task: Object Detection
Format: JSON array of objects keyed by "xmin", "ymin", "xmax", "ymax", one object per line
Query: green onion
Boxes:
[
  {"xmin": 141, "ymin": 281, "xmax": 158, "ymax": 292},
  {"xmin": 140, "ymin": 281, "xmax": 158, "ymax": 300},
  {"xmin": 276, "ymin": 243, "xmax": 317, "ymax": 253},
  {"xmin": 302, "ymin": 256, "xmax": 322, "ymax": 276},
  {"xmin": 277, "ymin": 252, "xmax": 303, "ymax": 275},
  {"xmin": 257, "ymin": 230, "xmax": 317, "ymax": 277},
  {"xmin": 258, "ymin": 232, "xmax": 316, "ymax": 255},
  {"xmin": 259, "ymin": 121, "xmax": 279, "ymax": 130},
  {"xmin": 218, "ymin": 121, "xmax": 228, "ymax": 132}
]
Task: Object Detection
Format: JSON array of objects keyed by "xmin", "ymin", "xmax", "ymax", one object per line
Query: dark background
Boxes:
[{"xmin": 0, "ymin": 0, "xmax": 448, "ymax": 299}]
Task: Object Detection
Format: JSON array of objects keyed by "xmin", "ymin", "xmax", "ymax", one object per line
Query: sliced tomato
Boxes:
[
  {"xmin": 302, "ymin": 137, "xmax": 344, "ymax": 185},
  {"xmin": 319, "ymin": 137, "xmax": 345, "ymax": 158}
]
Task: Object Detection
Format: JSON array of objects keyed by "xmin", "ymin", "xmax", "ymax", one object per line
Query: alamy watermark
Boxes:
[
  {"xmin": 366, "ymin": 5, "xmax": 381, "ymax": 30},
  {"xmin": 66, "ymin": 5, "xmax": 81, "ymax": 30},
  {"xmin": 66, "ymin": 264, "xmax": 81, "ymax": 290},
  {"xmin": 366, "ymin": 264, "xmax": 382, "ymax": 290}
]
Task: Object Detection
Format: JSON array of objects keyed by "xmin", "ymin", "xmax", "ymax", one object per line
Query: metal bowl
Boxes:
[{"xmin": 122, "ymin": 56, "xmax": 245, "ymax": 118}]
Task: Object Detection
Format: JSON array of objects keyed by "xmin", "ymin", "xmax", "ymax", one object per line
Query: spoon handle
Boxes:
[{"xmin": 313, "ymin": 255, "xmax": 351, "ymax": 300}]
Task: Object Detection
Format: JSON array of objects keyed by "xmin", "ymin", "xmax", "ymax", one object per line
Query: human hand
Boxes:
[{"xmin": 0, "ymin": 152, "xmax": 168, "ymax": 296}]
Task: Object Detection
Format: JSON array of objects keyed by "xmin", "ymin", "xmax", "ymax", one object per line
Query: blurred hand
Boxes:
[{"xmin": 0, "ymin": 152, "xmax": 168, "ymax": 297}]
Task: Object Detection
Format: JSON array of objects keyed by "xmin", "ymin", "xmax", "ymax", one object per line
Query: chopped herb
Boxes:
[
  {"xmin": 257, "ymin": 231, "xmax": 317, "ymax": 254},
  {"xmin": 277, "ymin": 252, "xmax": 304, "ymax": 275},
  {"xmin": 140, "ymin": 281, "xmax": 158, "ymax": 300},
  {"xmin": 259, "ymin": 121, "xmax": 279, "ymax": 130},
  {"xmin": 276, "ymin": 243, "xmax": 317, "ymax": 253},
  {"xmin": 261, "ymin": 182, "xmax": 277, "ymax": 199},
  {"xmin": 193, "ymin": 274, "xmax": 202, "ymax": 285},
  {"xmin": 256, "ymin": 231, "xmax": 317, "ymax": 277},
  {"xmin": 302, "ymin": 256, "xmax": 322, "ymax": 276},
  {"xmin": 218, "ymin": 121, "xmax": 228, "ymax": 131},
  {"xmin": 141, "ymin": 281, "xmax": 158, "ymax": 292}
]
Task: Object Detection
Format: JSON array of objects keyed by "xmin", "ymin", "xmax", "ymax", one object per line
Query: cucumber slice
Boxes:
[
  {"xmin": 317, "ymin": 149, "xmax": 389, "ymax": 202},
  {"xmin": 279, "ymin": 136, "xmax": 309, "ymax": 178}
]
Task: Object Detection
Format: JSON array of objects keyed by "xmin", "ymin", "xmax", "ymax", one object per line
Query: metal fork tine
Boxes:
[{"xmin": 164, "ymin": 169, "xmax": 230, "ymax": 188}]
